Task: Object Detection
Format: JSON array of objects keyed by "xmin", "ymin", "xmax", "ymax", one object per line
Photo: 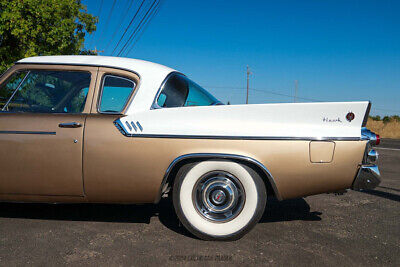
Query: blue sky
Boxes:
[{"xmin": 83, "ymin": 0, "xmax": 400, "ymax": 115}]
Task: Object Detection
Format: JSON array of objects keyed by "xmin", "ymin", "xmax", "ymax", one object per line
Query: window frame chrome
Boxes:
[
  {"xmin": 151, "ymin": 71, "xmax": 221, "ymax": 109},
  {"xmin": 1, "ymin": 70, "xmax": 31, "ymax": 111},
  {"xmin": 151, "ymin": 71, "xmax": 182, "ymax": 110},
  {"xmin": 0, "ymin": 68, "xmax": 95, "ymax": 114},
  {"xmin": 97, "ymin": 74, "xmax": 137, "ymax": 115}
]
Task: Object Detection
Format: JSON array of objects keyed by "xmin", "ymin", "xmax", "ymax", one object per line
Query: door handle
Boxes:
[{"xmin": 58, "ymin": 122, "xmax": 82, "ymax": 128}]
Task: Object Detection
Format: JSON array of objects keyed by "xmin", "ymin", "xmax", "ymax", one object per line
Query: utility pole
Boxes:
[
  {"xmin": 294, "ymin": 80, "xmax": 298, "ymax": 103},
  {"xmin": 246, "ymin": 65, "xmax": 251, "ymax": 104},
  {"xmin": 91, "ymin": 46, "xmax": 104, "ymax": 55}
]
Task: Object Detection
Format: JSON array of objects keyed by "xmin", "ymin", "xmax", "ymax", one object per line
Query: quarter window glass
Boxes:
[
  {"xmin": 99, "ymin": 75, "xmax": 135, "ymax": 113},
  {"xmin": 1, "ymin": 70, "xmax": 91, "ymax": 113},
  {"xmin": 0, "ymin": 71, "xmax": 28, "ymax": 110},
  {"xmin": 156, "ymin": 73, "xmax": 219, "ymax": 108}
]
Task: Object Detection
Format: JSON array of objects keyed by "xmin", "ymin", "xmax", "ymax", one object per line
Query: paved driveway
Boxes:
[{"xmin": 0, "ymin": 140, "xmax": 399, "ymax": 266}]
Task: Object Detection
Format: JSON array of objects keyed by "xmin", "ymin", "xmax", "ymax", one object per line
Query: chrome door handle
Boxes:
[{"xmin": 58, "ymin": 122, "xmax": 82, "ymax": 128}]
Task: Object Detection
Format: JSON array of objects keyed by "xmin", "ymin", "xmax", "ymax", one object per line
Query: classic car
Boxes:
[{"xmin": 0, "ymin": 56, "xmax": 380, "ymax": 240}]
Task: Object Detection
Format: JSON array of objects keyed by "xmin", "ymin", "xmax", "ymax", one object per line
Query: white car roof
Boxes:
[
  {"xmin": 17, "ymin": 55, "xmax": 177, "ymax": 113},
  {"xmin": 17, "ymin": 55, "xmax": 176, "ymax": 75}
]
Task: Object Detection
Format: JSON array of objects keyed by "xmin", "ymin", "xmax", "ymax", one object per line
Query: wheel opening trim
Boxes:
[{"xmin": 155, "ymin": 153, "xmax": 282, "ymax": 203}]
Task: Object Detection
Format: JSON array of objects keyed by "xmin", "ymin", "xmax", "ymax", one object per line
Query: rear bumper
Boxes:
[{"xmin": 352, "ymin": 165, "xmax": 381, "ymax": 190}]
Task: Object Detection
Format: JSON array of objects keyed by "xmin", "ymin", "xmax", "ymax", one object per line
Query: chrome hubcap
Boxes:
[
  {"xmin": 211, "ymin": 190, "xmax": 226, "ymax": 205},
  {"xmin": 193, "ymin": 171, "xmax": 245, "ymax": 222}
]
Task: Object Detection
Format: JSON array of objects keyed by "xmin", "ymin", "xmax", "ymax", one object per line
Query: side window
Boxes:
[
  {"xmin": 0, "ymin": 70, "xmax": 91, "ymax": 113},
  {"xmin": 98, "ymin": 75, "xmax": 136, "ymax": 113},
  {"xmin": 0, "ymin": 71, "xmax": 29, "ymax": 110},
  {"xmin": 156, "ymin": 73, "xmax": 219, "ymax": 108}
]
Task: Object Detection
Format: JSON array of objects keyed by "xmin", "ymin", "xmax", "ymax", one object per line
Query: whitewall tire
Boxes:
[{"xmin": 173, "ymin": 160, "xmax": 266, "ymax": 241}]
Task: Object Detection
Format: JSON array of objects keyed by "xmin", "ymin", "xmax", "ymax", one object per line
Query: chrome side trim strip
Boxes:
[
  {"xmin": 0, "ymin": 131, "xmax": 56, "ymax": 135},
  {"xmin": 114, "ymin": 119, "xmax": 362, "ymax": 141},
  {"xmin": 114, "ymin": 121, "xmax": 361, "ymax": 141},
  {"xmin": 122, "ymin": 133, "xmax": 359, "ymax": 141},
  {"xmin": 155, "ymin": 153, "xmax": 282, "ymax": 203}
]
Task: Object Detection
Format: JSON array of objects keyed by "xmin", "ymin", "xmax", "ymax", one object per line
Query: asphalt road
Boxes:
[
  {"xmin": 379, "ymin": 138, "xmax": 400, "ymax": 149},
  {"xmin": 0, "ymin": 140, "xmax": 399, "ymax": 266}
]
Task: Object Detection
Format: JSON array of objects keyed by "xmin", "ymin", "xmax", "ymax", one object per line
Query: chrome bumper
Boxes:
[{"xmin": 352, "ymin": 165, "xmax": 381, "ymax": 191}]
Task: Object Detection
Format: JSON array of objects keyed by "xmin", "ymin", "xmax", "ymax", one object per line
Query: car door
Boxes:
[
  {"xmin": 0, "ymin": 64, "xmax": 98, "ymax": 196},
  {"xmin": 83, "ymin": 67, "xmax": 145, "ymax": 202}
]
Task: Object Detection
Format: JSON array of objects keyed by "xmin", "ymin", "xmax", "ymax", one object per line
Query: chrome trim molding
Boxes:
[
  {"xmin": 136, "ymin": 121, "xmax": 143, "ymax": 131},
  {"xmin": 130, "ymin": 121, "xmax": 138, "ymax": 132},
  {"xmin": 352, "ymin": 165, "xmax": 381, "ymax": 191},
  {"xmin": 2, "ymin": 70, "xmax": 30, "ymax": 111},
  {"xmin": 97, "ymin": 74, "xmax": 137, "ymax": 115},
  {"xmin": 361, "ymin": 127, "xmax": 378, "ymax": 145},
  {"xmin": 114, "ymin": 120, "xmax": 127, "ymax": 136},
  {"xmin": 115, "ymin": 118, "xmax": 363, "ymax": 141},
  {"xmin": 0, "ymin": 131, "xmax": 56, "ymax": 135},
  {"xmin": 155, "ymin": 153, "xmax": 282, "ymax": 203},
  {"xmin": 367, "ymin": 149, "xmax": 378, "ymax": 163},
  {"xmin": 122, "ymin": 134, "xmax": 360, "ymax": 141},
  {"xmin": 114, "ymin": 120, "xmax": 361, "ymax": 141},
  {"xmin": 151, "ymin": 72, "xmax": 222, "ymax": 109},
  {"xmin": 151, "ymin": 71, "xmax": 183, "ymax": 110},
  {"xmin": 125, "ymin": 121, "xmax": 132, "ymax": 131},
  {"xmin": 58, "ymin": 122, "xmax": 82, "ymax": 128},
  {"xmin": 15, "ymin": 62, "xmax": 141, "ymax": 80}
]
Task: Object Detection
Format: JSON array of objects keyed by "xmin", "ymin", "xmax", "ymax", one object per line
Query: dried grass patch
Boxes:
[{"xmin": 367, "ymin": 120, "xmax": 400, "ymax": 139}]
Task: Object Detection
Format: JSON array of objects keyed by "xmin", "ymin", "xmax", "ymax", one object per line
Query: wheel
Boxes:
[{"xmin": 172, "ymin": 160, "xmax": 267, "ymax": 241}]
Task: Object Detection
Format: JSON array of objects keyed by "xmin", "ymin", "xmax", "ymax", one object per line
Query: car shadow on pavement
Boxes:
[
  {"xmin": 0, "ymin": 199, "xmax": 197, "ymax": 239},
  {"xmin": 361, "ymin": 189, "xmax": 400, "ymax": 202},
  {"xmin": 259, "ymin": 198, "xmax": 322, "ymax": 223},
  {"xmin": 0, "ymin": 197, "xmax": 321, "ymax": 239},
  {"xmin": 156, "ymin": 197, "xmax": 323, "ymax": 238},
  {"xmin": 377, "ymin": 185, "xmax": 400, "ymax": 193},
  {"xmin": 0, "ymin": 202, "xmax": 156, "ymax": 224}
]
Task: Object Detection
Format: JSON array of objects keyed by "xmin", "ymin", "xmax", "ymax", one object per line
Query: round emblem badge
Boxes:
[{"xmin": 346, "ymin": 112, "xmax": 355, "ymax": 122}]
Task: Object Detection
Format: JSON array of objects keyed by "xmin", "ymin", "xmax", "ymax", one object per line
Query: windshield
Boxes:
[{"xmin": 155, "ymin": 73, "xmax": 220, "ymax": 108}]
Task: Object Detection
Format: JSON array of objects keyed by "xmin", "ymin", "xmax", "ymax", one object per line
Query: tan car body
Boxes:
[{"xmin": 0, "ymin": 63, "xmax": 367, "ymax": 204}]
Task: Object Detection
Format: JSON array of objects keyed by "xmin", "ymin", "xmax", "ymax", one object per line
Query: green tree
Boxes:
[
  {"xmin": 0, "ymin": 0, "xmax": 97, "ymax": 73},
  {"xmin": 370, "ymin": 115, "xmax": 381, "ymax": 121},
  {"xmin": 391, "ymin": 115, "xmax": 400, "ymax": 122},
  {"xmin": 382, "ymin": 116, "xmax": 392, "ymax": 123}
]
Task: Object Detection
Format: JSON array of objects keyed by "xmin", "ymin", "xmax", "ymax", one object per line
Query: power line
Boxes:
[
  {"xmin": 371, "ymin": 107, "xmax": 400, "ymax": 113},
  {"xmin": 111, "ymin": 0, "xmax": 146, "ymax": 56},
  {"xmin": 202, "ymin": 85, "xmax": 321, "ymax": 102},
  {"xmin": 123, "ymin": 0, "xmax": 159, "ymax": 56},
  {"xmin": 96, "ymin": 0, "xmax": 117, "ymax": 49},
  {"xmin": 202, "ymin": 85, "xmax": 400, "ymax": 113},
  {"xmin": 124, "ymin": 0, "xmax": 162, "ymax": 56},
  {"xmin": 124, "ymin": 0, "xmax": 161, "ymax": 56},
  {"xmin": 87, "ymin": 0, "xmax": 104, "ymax": 49},
  {"xmin": 104, "ymin": 0, "xmax": 135, "ymax": 54},
  {"xmin": 117, "ymin": 0, "xmax": 158, "ymax": 56},
  {"xmin": 104, "ymin": 0, "xmax": 117, "ymax": 31},
  {"xmin": 251, "ymin": 88, "xmax": 321, "ymax": 102}
]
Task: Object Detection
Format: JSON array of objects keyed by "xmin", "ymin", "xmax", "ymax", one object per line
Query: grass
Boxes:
[{"xmin": 367, "ymin": 119, "xmax": 400, "ymax": 139}]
